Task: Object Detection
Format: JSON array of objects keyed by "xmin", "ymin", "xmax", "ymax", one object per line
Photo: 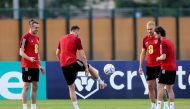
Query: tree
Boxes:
[
  {"xmin": 20, "ymin": 0, "xmax": 38, "ymax": 8},
  {"xmin": 158, "ymin": 0, "xmax": 190, "ymax": 8},
  {"xmin": 0, "ymin": 0, "xmax": 12, "ymax": 8},
  {"xmin": 116, "ymin": 0, "xmax": 190, "ymax": 8},
  {"xmin": 115, "ymin": 0, "xmax": 156, "ymax": 8},
  {"xmin": 46, "ymin": 0, "xmax": 85, "ymax": 9}
]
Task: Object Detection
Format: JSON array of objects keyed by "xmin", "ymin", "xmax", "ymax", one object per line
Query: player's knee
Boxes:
[
  {"xmin": 33, "ymin": 85, "xmax": 38, "ymax": 90},
  {"xmin": 88, "ymin": 64, "xmax": 93, "ymax": 70},
  {"xmin": 23, "ymin": 84, "xmax": 30, "ymax": 91},
  {"xmin": 166, "ymin": 86, "xmax": 172, "ymax": 93},
  {"xmin": 23, "ymin": 87, "xmax": 29, "ymax": 91},
  {"xmin": 148, "ymin": 84, "xmax": 154, "ymax": 91},
  {"xmin": 69, "ymin": 84, "xmax": 75, "ymax": 92},
  {"xmin": 32, "ymin": 84, "xmax": 38, "ymax": 91}
]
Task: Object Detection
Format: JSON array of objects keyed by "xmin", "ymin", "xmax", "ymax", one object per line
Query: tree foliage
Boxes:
[
  {"xmin": 47, "ymin": 0, "xmax": 85, "ymax": 9},
  {"xmin": 0, "ymin": 0, "xmax": 12, "ymax": 8},
  {"xmin": 20, "ymin": 0, "xmax": 38, "ymax": 8},
  {"xmin": 158, "ymin": 0, "xmax": 190, "ymax": 8},
  {"xmin": 0, "ymin": 0, "xmax": 85, "ymax": 9},
  {"xmin": 116, "ymin": 0, "xmax": 190, "ymax": 8}
]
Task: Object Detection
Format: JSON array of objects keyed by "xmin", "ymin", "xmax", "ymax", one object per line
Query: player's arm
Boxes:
[
  {"xmin": 38, "ymin": 54, "xmax": 45, "ymax": 74},
  {"xmin": 78, "ymin": 49, "xmax": 88, "ymax": 69},
  {"xmin": 156, "ymin": 41, "xmax": 167, "ymax": 61},
  {"xmin": 156, "ymin": 54, "xmax": 166, "ymax": 61},
  {"xmin": 76, "ymin": 37, "xmax": 89, "ymax": 75},
  {"xmin": 56, "ymin": 41, "xmax": 60, "ymax": 60},
  {"xmin": 56, "ymin": 48, "xmax": 60, "ymax": 60},
  {"xmin": 19, "ymin": 39, "xmax": 35, "ymax": 62},
  {"xmin": 78, "ymin": 49, "xmax": 89, "ymax": 75},
  {"xmin": 139, "ymin": 48, "xmax": 146, "ymax": 75}
]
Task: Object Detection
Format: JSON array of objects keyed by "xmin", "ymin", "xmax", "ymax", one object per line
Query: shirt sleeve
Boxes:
[
  {"xmin": 20, "ymin": 34, "xmax": 28, "ymax": 49},
  {"xmin": 161, "ymin": 41, "xmax": 167, "ymax": 54},
  {"xmin": 76, "ymin": 37, "xmax": 83, "ymax": 50}
]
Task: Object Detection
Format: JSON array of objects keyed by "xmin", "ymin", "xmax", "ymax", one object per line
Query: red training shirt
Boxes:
[
  {"xmin": 143, "ymin": 35, "xmax": 161, "ymax": 67},
  {"xmin": 58, "ymin": 34, "xmax": 83, "ymax": 67},
  {"xmin": 160, "ymin": 37, "xmax": 176, "ymax": 71},
  {"xmin": 20, "ymin": 33, "xmax": 39, "ymax": 68}
]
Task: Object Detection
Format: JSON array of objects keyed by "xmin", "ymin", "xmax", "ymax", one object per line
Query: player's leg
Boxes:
[
  {"xmin": 156, "ymin": 70, "xmax": 174, "ymax": 109},
  {"xmin": 75, "ymin": 60, "xmax": 107, "ymax": 89},
  {"xmin": 68, "ymin": 84, "xmax": 77, "ymax": 101},
  {"xmin": 22, "ymin": 82, "xmax": 30, "ymax": 109},
  {"xmin": 166, "ymin": 85, "xmax": 175, "ymax": 109},
  {"xmin": 88, "ymin": 64, "xmax": 107, "ymax": 89},
  {"xmin": 162, "ymin": 86, "xmax": 169, "ymax": 109},
  {"xmin": 31, "ymin": 82, "xmax": 38, "ymax": 109},
  {"xmin": 156, "ymin": 83, "xmax": 165, "ymax": 109},
  {"xmin": 62, "ymin": 66, "xmax": 80, "ymax": 109},
  {"xmin": 165, "ymin": 71, "xmax": 176, "ymax": 109},
  {"xmin": 147, "ymin": 80, "xmax": 156, "ymax": 109},
  {"xmin": 146, "ymin": 67, "xmax": 156, "ymax": 109},
  {"xmin": 156, "ymin": 66, "xmax": 169, "ymax": 109},
  {"xmin": 30, "ymin": 68, "xmax": 39, "ymax": 109},
  {"xmin": 68, "ymin": 84, "xmax": 79, "ymax": 109},
  {"xmin": 22, "ymin": 68, "xmax": 31, "ymax": 109}
]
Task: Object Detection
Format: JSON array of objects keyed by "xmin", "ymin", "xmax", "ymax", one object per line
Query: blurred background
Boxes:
[
  {"xmin": 0, "ymin": 0, "xmax": 190, "ymax": 61},
  {"xmin": 1, "ymin": 1, "xmax": 190, "ymax": 108}
]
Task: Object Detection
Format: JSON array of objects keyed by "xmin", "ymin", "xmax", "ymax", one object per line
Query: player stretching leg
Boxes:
[{"xmin": 56, "ymin": 25, "xmax": 106, "ymax": 109}]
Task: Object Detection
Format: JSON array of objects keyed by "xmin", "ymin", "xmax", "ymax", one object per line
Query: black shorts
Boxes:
[
  {"xmin": 146, "ymin": 66, "xmax": 161, "ymax": 81},
  {"xmin": 61, "ymin": 60, "xmax": 86, "ymax": 85},
  {"xmin": 158, "ymin": 70, "xmax": 176, "ymax": 85},
  {"xmin": 22, "ymin": 68, "xmax": 39, "ymax": 82}
]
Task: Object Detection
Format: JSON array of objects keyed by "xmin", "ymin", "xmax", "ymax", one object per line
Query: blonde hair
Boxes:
[{"xmin": 146, "ymin": 21, "xmax": 156, "ymax": 27}]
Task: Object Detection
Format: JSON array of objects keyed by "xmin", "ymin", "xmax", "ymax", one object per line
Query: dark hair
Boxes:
[
  {"xmin": 154, "ymin": 26, "xmax": 166, "ymax": 37},
  {"xmin": 71, "ymin": 25, "xmax": 80, "ymax": 31},
  {"xmin": 29, "ymin": 19, "xmax": 39, "ymax": 26}
]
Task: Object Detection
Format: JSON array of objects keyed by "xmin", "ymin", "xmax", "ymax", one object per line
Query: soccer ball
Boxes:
[{"xmin": 103, "ymin": 64, "xmax": 115, "ymax": 75}]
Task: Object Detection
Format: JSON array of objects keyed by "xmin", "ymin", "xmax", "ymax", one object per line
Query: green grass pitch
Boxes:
[{"xmin": 0, "ymin": 99, "xmax": 189, "ymax": 109}]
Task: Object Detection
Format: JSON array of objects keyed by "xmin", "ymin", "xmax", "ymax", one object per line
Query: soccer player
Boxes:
[
  {"xmin": 139, "ymin": 21, "xmax": 169, "ymax": 109},
  {"xmin": 154, "ymin": 26, "xmax": 176, "ymax": 109},
  {"xmin": 56, "ymin": 25, "xmax": 107, "ymax": 109},
  {"xmin": 19, "ymin": 19, "xmax": 45, "ymax": 109}
]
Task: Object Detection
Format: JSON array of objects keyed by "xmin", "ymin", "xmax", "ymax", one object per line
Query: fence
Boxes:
[{"xmin": 0, "ymin": 8, "xmax": 190, "ymax": 61}]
